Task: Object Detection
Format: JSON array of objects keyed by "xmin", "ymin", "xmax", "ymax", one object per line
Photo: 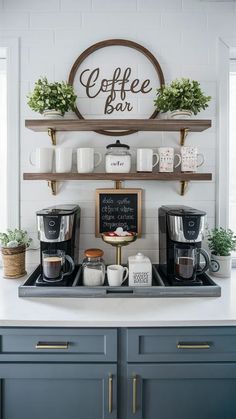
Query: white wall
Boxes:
[{"xmin": 1, "ymin": 0, "xmax": 236, "ymax": 266}]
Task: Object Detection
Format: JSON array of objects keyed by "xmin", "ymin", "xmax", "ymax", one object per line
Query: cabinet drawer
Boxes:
[
  {"xmin": 0, "ymin": 328, "xmax": 117, "ymax": 362},
  {"xmin": 127, "ymin": 327, "xmax": 236, "ymax": 362}
]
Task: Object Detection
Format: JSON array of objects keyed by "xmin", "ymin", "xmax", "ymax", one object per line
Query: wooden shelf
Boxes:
[
  {"xmin": 23, "ymin": 172, "xmax": 212, "ymax": 196},
  {"xmin": 23, "ymin": 172, "xmax": 212, "ymax": 182},
  {"xmin": 25, "ymin": 118, "xmax": 211, "ymax": 133},
  {"xmin": 24, "ymin": 118, "xmax": 212, "ymax": 196}
]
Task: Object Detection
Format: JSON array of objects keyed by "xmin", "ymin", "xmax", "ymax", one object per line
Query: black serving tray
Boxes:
[{"xmin": 18, "ymin": 265, "xmax": 221, "ymax": 298}]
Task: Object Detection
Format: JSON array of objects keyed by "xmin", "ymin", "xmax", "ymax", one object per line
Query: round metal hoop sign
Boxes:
[{"xmin": 68, "ymin": 39, "xmax": 165, "ymax": 136}]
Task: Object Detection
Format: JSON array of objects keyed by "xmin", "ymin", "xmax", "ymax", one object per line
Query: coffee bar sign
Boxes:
[{"xmin": 68, "ymin": 39, "xmax": 165, "ymax": 135}]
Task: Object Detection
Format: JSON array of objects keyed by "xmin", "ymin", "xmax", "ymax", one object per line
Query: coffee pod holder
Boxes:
[{"xmin": 101, "ymin": 233, "xmax": 137, "ymax": 265}]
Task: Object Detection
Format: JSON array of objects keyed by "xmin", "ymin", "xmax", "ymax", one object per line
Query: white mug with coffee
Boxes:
[
  {"xmin": 158, "ymin": 147, "xmax": 181, "ymax": 173},
  {"xmin": 107, "ymin": 265, "xmax": 129, "ymax": 286},
  {"xmin": 29, "ymin": 148, "xmax": 54, "ymax": 173},
  {"xmin": 136, "ymin": 148, "xmax": 159, "ymax": 172},
  {"xmin": 77, "ymin": 148, "xmax": 102, "ymax": 173},
  {"xmin": 55, "ymin": 148, "xmax": 73, "ymax": 173},
  {"xmin": 181, "ymin": 146, "xmax": 205, "ymax": 172}
]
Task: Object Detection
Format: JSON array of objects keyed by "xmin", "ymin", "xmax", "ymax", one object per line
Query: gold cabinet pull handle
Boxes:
[
  {"xmin": 35, "ymin": 341, "xmax": 69, "ymax": 350},
  {"xmin": 177, "ymin": 342, "xmax": 211, "ymax": 349},
  {"xmin": 132, "ymin": 376, "xmax": 137, "ymax": 415},
  {"xmin": 108, "ymin": 374, "xmax": 113, "ymax": 414}
]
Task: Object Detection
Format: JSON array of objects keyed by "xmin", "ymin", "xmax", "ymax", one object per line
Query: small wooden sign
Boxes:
[{"xmin": 95, "ymin": 188, "xmax": 142, "ymax": 237}]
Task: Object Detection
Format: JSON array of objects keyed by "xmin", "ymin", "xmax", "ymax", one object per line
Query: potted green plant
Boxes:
[
  {"xmin": 207, "ymin": 227, "xmax": 236, "ymax": 278},
  {"xmin": 0, "ymin": 229, "xmax": 32, "ymax": 278},
  {"xmin": 154, "ymin": 78, "xmax": 211, "ymax": 119},
  {"xmin": 27, "ymin": 77, "xmax": 77, "ymax": 118}
]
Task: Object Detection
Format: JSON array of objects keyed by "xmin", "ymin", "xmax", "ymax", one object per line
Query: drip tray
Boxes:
[{"xmin": 18, "ymin": 265, "xmax": 221, "ymax": 298}]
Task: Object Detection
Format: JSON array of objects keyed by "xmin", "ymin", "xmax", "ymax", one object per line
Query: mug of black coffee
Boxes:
[
  {"xmin": 174, "ymin": 247, "xmax": 209, "ymax": 281},
  {"xmin": 42, "ymin": 250, "xmax": 74, "ymax": 282}
]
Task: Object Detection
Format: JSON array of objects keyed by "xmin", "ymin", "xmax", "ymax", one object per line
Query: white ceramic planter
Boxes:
[
  {"xmin": 43, "ymin": 110, "xmax": 63, "ymax": 119},
  {"xmin": 170, "ymin": 110, "xmax": 192, "ymax": 119},
  {"xmin": 210, "ymin": 254, "xmax": 232, "ymax": 278}
]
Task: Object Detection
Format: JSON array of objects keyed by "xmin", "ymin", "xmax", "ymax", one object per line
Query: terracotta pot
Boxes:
[
  {"xmin": 210, "ymin": 253, "xmax": 232, "ymax": 278},
  {"xmin": 1, "ymin": 245, "xmax": 27, "ymax": 279},
  {"xmin": 170, "ymin": 110, "xmax": 192, "ymax": 119}
]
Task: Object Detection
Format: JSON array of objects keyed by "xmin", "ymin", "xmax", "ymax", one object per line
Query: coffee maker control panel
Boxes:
[
  {"xmin": 183, "ymin": 216, "xmax": 201, "ymax": 241},
  {"xmin": 43, "ymin": 216, "xmax": 61, "ymax": 240}
]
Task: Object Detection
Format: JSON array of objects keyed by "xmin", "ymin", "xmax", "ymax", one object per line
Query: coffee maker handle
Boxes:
[
  {"xmin": 197, "ymin": 249, "xmax": 210, "ymax": 275},
  {"xmin": 63, "ymin": 255, "xmax": 75, "ymax": 277}
]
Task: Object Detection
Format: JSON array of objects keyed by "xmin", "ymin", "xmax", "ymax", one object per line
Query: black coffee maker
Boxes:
[
  {"xmin": 158, "ymin": 205, "xmax": 209, "ymax": 285},
  {"xmin": 37, "ymin": 204, "xmax": 81, "ymax": 273}
]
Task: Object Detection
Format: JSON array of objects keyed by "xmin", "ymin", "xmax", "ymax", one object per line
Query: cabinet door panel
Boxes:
[
  {"xmin": 127, "ymin": 363, "xmax": 236, "ymax": 419},
  {"xmin": 0, "ymin": 363, "xmax": 117, "ymax": 419}
]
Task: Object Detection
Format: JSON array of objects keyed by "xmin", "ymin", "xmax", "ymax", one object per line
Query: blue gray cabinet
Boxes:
[
  {"xmin": 126, "ymin": 327, "xmax": 236, "ymax": 419},
  {"xmin": 0, "ymin": 363, "xmax": 117, "ymax": 419},
  {"xmin": 126, "ymin": 363, "xmax": 236, "ymax": 419},
  {"xmin": 0, "ymin": 328, "xmax": 118, "ymax": 419},
  {"xmin": 0, "ymin": 326, "xmax": 236, "ymax": 419}
]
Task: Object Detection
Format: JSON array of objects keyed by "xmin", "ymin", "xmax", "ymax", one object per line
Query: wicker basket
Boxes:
[{"xmin": 1, "ymin": 245, "xmax": 27, "ymax": 279}]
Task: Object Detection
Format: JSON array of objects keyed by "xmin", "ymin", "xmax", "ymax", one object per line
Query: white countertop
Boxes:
[{"xmin": 1, "ymin": 267, "xmax": 236, "ymax": 327}]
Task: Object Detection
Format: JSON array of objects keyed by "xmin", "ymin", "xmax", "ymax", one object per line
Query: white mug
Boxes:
[
  {"xmin": 136, "ymin": 149, "xmax": 159, "ymax": 172},
  {"xmin": 181, "ymin": 146, "xmax": 205, "ymax": 172},
  {"xmin": 77, "ymin": 148, "xmax": 102, "ymax": 173},
  {"xmin": 107, "ymin": 265, "xmax": 129, "ymax": 286},
  {"xmin": 29, "ymin": 148, "xmax": 54, "ymax": 173},
  {"xmin": 55, "ymin": 148, "xmax": 73, "ymax": 173},
  {"xmin": 158, "ymin": 147, "xmax": 181, "ymax": 173}
]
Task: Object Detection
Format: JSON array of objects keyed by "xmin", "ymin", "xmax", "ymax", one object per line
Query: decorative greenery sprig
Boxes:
[
  {"xmin": 27, "ymin": 77, "xmax": 77, "ymax": 115},
  {"xmin": 0, "ymin": 229, "xmax": 32, "ymax": 248},
  {"xmin": 207, "ymin": 228, "xmax": 236, "ymax": 256},
  {"xmin": 154, "ymin": 78, "xmax": 211, "ymax": 115}
]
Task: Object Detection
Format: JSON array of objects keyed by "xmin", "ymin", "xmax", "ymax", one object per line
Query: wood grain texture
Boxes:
[
  {"xmin": 23, "ymin": 172, "xmax": 212, "ymax": 181},
  {"xmin": 25, "ymin": 119, "xmax": 211, "ymax": 132}
]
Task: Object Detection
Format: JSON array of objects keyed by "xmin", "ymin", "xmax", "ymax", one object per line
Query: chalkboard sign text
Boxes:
[{"xmin": 95, "ymin": 189, "xmax": 142, "ymax": 237}]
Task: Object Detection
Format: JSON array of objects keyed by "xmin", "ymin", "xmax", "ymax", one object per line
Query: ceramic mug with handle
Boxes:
[
  {"xmin": 77, "ymin": 148, "xmax": 102, "ymax": 173},
  {"xmin": 136, "ymin": 148, "xmax": 159, "ymax": 172},
  {"xmin": 29, "ymin": 148, "xmax": 54, "ymax": 173},
  {"xmin": 158, "ymin": 147, "xmax": 181, "ymax": 172},
  {"xmin": 181, "ymin": 146, "xmax": 205, "ymax": 172},
  {"xmin": 107, "ymin": 265, "xmax": 129, "ymax": 286}
]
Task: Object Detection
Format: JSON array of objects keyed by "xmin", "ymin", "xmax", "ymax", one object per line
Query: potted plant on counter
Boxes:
[
  {"xmin": 154, "ymin": 78, "xmax": 211, "ymax": 119},
  {"xmin": 27, "ymin": 77, "xmax": 77, "ymax": 118},
  {"xmin": 0, "ymin": 229, "xmax": 32, "ymax": 278},
  {"xmin": 207, "ymin": 227, "xmax": 236, "ymax": 278}
]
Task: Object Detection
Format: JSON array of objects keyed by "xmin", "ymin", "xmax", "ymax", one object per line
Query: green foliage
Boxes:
[
  {"xmin": 0, "ymin": 229, "xmax": 32, "ymax": 248},
  {"xmin": 27, "ymin": 77, "xmax": 77, "ymax": 115},
  {"xmin": 207, "ymin": 227, "xmax": 236, "ymax": 256},
  {"xmin": 154, "ymin": 78, "xmax": 211, "ymax": 115}
]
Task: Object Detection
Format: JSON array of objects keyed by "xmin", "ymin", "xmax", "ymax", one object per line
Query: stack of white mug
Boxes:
[
  {"xmin": 29, "ymin": 147, "xmax": 102, "ymax": 173},
  {"xmin": 136, "ymin": 146, "xmax": 204, "ymax": 173}
]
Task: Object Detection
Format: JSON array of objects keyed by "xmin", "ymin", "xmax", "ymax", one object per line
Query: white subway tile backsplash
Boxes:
[
  {"xmin": 161, "ymin": 12, "xmax": 207, "ymax": 33},
  {"xmin": 208, "ymin": 13, "xmax": 236, "ymax": 39},
  {"xmin": 92, "ymin": 0, "xmax": 137, "ymax": 12},
  {"xmin": 3, "ymin": 0, "xmax": 60, "ymax": 11},
  {"xmin": 61, "ymin": 0, "xmax": 92, "ymax": 11},
  {"xmin": 30, "ymin": 12, "xmax": 82, "ymax": 29},
  {"xmin": 138, "ymin": 0, "xmax": 182, "ymax": 12},
  {"xmin": 82, "ymin": 11, "xmax": 161, "ymax": 31},
  {"xmin": 7, "ymin": 0, "xmax": 236, "ymax": 257},
  {"xmin": 0, "ymin": 11, "xmax": 29, "ymax": 28}
]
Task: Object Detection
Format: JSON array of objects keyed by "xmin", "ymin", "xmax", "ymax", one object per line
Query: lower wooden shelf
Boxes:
[{"xmin": 23, "ymin": 172, "xmax": 212, "ymax": 196}]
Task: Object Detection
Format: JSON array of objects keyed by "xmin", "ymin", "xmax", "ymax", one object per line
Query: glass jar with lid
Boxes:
[
  {"xmin": 82, "ymin": 248, "xmax": 105, "ymax": 286},
  {"xmin": 105, "ymin": 140, "xmax": 131, "ymax": 173}
]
